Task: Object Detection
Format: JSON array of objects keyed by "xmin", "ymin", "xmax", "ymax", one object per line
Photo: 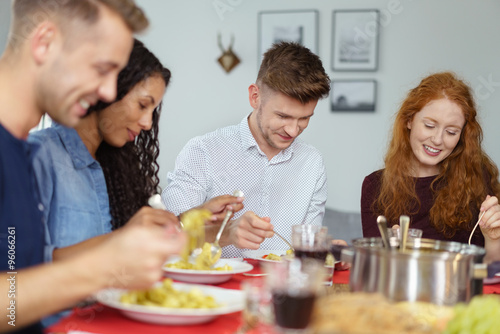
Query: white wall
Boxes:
[
  {"xmin": 135, "ymin": 0, "xmax": 500, "ymax": 212},
  {"xmin": 2, "ymin": 0, "xmax": 500, "ymax": 213},
  {"xmin": 0, "ymin": 1, "xmax": 10, "ymax": 54}
]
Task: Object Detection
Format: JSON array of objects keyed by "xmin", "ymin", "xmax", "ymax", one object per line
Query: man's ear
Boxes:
[
  {"xmin": 248, "ymin": 83, "xmax": 260, "ymax": 109},
  {"xmin": 31, "ymin": 22, "xmax": 57, "ymax": 65}
]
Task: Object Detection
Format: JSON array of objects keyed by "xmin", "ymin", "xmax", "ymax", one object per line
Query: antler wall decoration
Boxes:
[{"xmin": 217, "ymin": 33, "xmax": 240, "ymax": 73}]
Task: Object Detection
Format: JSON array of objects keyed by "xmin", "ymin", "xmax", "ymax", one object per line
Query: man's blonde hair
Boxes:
[
  {"xmin": 8, "ymin": 0, "xmax": 148, "ymax": 49},
  {"xmin": 257, "ymin": 42, "xmax": 330, "ymax": 104}
]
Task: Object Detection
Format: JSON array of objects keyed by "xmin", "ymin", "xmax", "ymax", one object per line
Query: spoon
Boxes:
[
  {"xmin": 147, "ymin": 194, "xmax": 184, "ymax": 228},
  {"xmin": 201, "ymin": 190, "xmax": 245, "ymax": 264},
  {"xmin": 468, "ymin": 211, "xmax": 486, "ymax": 245},
  {"xmin": 399, "ymin": 215, "xmax": 410, "ymax": 252},
  {"xmin": 376, "ymin": 215, "xmax": 390, "ymax": 249}
]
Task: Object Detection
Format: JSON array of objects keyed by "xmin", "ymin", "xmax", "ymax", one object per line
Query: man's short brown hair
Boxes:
[
  {"xmin": 256, "ymin": 42, "xmax": 331, "ymax": 104},
  {"xmin": 9, "ymin": 0, "xmax": 148, "ymax": 49}
]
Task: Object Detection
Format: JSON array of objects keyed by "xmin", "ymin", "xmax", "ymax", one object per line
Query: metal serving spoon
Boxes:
[
  {"xmin": 376, "ymin": 215, "xmax": 390, "ymax": 249},
  {"xmin": 204, "ymin": 190, "xmax": 245, "ymax": 263},
  {"xmin": 399, "ymin": 215, "xmax": 410, "ymax": 252}
]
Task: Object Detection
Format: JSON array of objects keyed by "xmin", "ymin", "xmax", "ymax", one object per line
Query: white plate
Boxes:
[
  {"xmin": 484, "ymin": 276, "xmax": 500, "ymax": 285},
  {"xmin": 96, "ymin": 282, "xmax": 244, "ymax": 325},
  {"xmin": 162, "ymin": 258, "xmax": 253, "ymax": 284},
  {"xmin": 242, "ymin": 249, "xmax": 341, "ymax": 267},
  {"xmin": 241, "ymin": 249, "xmax": 290, "ymax": 262},
  {"xmin": 484, "ymin": 271, "xmax": 500, "ymax": 285}
]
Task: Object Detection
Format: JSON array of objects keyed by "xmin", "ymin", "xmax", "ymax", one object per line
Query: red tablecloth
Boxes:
[{"xmin": 46, "ymin": 260, "xmax": 499, "ymax": 334}]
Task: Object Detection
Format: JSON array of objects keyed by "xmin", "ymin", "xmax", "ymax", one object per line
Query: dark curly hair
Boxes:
[{"xmin": 87, "ymin": 38, "xmax": 171, "ymax": 229}]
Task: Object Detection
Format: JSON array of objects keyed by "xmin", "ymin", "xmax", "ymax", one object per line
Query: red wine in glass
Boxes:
[
  {"xmin": 272, "ymin": 291, "xmax": 316, "ymax": 329},
  {"xmin": 294, "ymin": 249, "xmax": 328, "ymax": 262}
]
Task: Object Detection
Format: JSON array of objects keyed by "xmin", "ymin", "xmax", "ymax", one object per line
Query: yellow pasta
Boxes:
[
  {"xmin": 165, "ymin": 242, "xmax": 233, "ymax": 271},
  {"xmin": 179, "ymin": 209, "xmax": 212, "ymax": 261},
  {"xmin": 170, "ymin": 209, "xmax": 235, "ymax": 270},
  {"xmin": 325, "ymin": 253, "xmax": 334, "ymax": 267},
  {"xmin": 262, "ymin": 249, "xmax": 294, "ymax": 261},
  {"xmin": 263, "ymin": 253, "xmax": 283, "ymax": 261},
  {"xmin": 120, "ymin": 278, "xmax": 219, "ymax": 309}
]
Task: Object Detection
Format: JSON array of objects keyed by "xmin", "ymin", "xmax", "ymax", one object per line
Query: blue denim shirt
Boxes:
[{"xmin": 29, "ymin": 123, "xmax": 112, "ymax": 262}]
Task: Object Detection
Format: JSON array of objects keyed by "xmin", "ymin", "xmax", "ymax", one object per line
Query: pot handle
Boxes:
[
  {"xmin": 473, "ymin": 261, "xmax": 500, "ymax": 279},
  {"xmin": 329, "ymin": 244, "xmax": 354, "ymax": 263}
]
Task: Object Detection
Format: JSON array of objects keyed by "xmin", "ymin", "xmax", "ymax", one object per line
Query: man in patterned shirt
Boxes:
[{"xmin": 162, "ymin": 42, "xmax": 331, "ymax": 257}]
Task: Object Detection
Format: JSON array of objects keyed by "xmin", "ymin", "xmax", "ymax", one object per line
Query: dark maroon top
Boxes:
[{"xmin": 361, "ymin": 170, "xmax": 485, "ymax": 246}]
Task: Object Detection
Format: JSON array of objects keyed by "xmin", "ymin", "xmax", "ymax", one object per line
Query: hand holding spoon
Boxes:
[{"xmin": 205, "ymin": 190, "xmax": 245, "ymax": 263}]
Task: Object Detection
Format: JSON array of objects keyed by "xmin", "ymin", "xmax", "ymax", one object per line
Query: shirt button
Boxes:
[{"xmin": 38, "ymin": 203, "xmax": 44, "ymax": 211}]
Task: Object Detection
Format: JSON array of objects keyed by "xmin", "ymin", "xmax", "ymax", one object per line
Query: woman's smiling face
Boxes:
[
  {"xmin": 97, "ymin": 74, "xmax": 166, "ymax": 147},
  {"xmin": 407, "ymin": 98, "xmax": 465, "ymax": 177}
]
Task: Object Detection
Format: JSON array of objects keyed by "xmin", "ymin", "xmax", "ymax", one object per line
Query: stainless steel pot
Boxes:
[{"xmin": 333, "ymin": 238, "xmax": 500, "ymax": 306}]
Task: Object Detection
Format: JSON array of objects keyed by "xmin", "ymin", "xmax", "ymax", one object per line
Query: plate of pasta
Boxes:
[
  {"xmin": 162, "ymin": 257, "xmax": 253, "ymax": 284},
  {"xmin": 96, "ymin": 279, "xmax": 244, "ymax": 325},
  {"xmin": 241, "ymin": 249, "xmax": 293, "ymax": 262},
  {"xmin": 242, "ymin": 249, "xmax": 342, "ymax": 268}
]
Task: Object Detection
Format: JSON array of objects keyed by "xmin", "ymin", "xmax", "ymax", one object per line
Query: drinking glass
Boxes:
[
  {"xmin": 322, "ymin": 235, "xmax": 335, "ymax": 286},
  {"xmin": 238, "ymin": 278, "xmax": 272, "ymax": 333},
  {"xmin": 291, "ymin": 225, "xmax": 328, "ymax": 262},
  {"xmin": 264, "ymin": 258, "xmax": 324, "ymax": 334},
  {"xmin": 291, "ymin": 225, "xmax": 333, "ymax": 285},
  {"xmin": 387, "ymin": 228, "xmax": 423, "ymax": 248}
]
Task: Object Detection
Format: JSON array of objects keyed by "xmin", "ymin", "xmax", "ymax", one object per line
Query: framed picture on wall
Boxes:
[
  {"xmin": 331, "ymin": 80, "xmax": 377, "ymax": 112},
  {"xmin": 258, "ymin": 10, "xmax": 318, "ymax": 64},
  {"xmin": 332, "ymin": 10, "xmax": 380, "ymax": 71}
]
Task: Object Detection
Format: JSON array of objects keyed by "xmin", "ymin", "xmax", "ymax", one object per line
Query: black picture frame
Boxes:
[
  {"xmin": 330, "ymin": 80, "xmax": 377, "ymax": 112},
  {"xmin": 332, "ymin": 9, "xmax": 380, "ymax": 71},
  {"xmin": 258, "ymin": 10, "xmax": 318, "ymax": 65}
]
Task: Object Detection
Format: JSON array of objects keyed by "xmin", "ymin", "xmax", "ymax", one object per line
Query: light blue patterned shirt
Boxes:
[
  {"xmin": 162, "ymin": 115, "xmax": 327, "ymax": 257},
  {"xmin": 29, "ymin": 123, "xmax": 112, "ymax": 262}
]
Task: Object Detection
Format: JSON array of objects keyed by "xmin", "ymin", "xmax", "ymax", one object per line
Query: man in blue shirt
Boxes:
[{"xmin": 0, "ymin": 1, "xmax": 186, "ymax": 332}]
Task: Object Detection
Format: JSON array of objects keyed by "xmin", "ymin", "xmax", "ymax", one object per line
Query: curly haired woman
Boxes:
[
  {"xmin": 29, "ymin": 39, "xmax": 170, "ymax": 259},
  {"xmin": 361, "ymin": 72, "xmax": 500, "ymax": 261},
  {"xmin": 30, "ymin": 39, "xmax": 242, "ymax": 263}
]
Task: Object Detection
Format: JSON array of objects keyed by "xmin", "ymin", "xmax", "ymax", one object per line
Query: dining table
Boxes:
[{"xmin": 46, "ymin": 258, "xmax": 500, "ymax": 334}]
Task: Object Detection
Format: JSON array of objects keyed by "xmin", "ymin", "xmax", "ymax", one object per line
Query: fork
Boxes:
[{"xmin": 273, "ymin": 230, "xmax": 294, "ymax": 251}]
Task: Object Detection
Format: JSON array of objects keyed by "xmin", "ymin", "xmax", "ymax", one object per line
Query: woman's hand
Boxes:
[
  {"xmin": 331, "ymin": 239, "xmax": 351, "ymax": 271},
  {"xmin": 479, "ymin": 196, "xmax": 500, "ymax": 262},
  {"xmin": 479, "ymin": 195, "xmax": 500, "ymax": 241}
]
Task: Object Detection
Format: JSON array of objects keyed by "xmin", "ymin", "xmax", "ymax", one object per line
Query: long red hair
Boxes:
[{"xmin": 376, "ymin": 72, "xmax": 500, "ymax": 237}]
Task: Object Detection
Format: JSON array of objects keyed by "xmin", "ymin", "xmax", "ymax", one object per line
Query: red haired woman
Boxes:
[{"xmin": 361, "ymin": 72, "xmax": 500, "ymax": 261}]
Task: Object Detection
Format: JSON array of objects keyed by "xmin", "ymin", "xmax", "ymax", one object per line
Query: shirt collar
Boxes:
[
  {"xmin": 239, "ymin": 115, "xmax": 258, "ymax": 151},
  {"xmin": 238, "ymin": 113, "xmax": 295, "ymax": 162},
  {"xmin": 53, "ymin": 123, "xmax": 97, "ymax": 169}
]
